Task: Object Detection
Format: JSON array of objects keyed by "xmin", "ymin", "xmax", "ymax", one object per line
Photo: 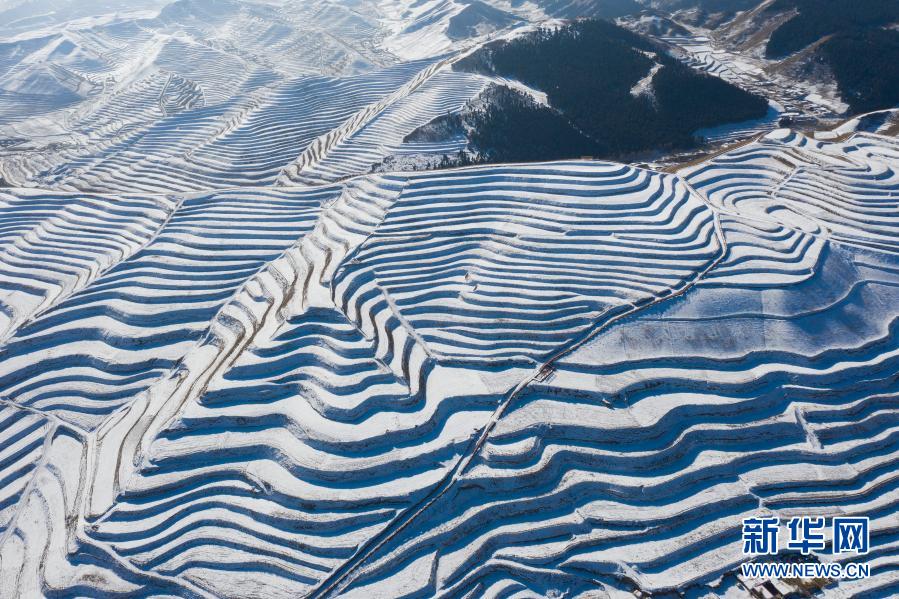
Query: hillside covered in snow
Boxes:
[{"xmin": 1, "ymin": 1, "xmax": 898, "ymax": 598}]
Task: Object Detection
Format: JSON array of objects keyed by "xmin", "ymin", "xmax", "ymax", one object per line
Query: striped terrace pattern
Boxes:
[
  {"xmin": 83, "ymin": 305, "xmax": 504, "ymax": 598},
  {"xmin": 703, "ymin": 216, "xmax": 825, "ymax": 286},
  {"xmin": 0, "ymin": 128, "xmax": 898, "ymax": 598},
  {"xmin": 0, "ymin": 404, "xmax": 50, "ymax": 536},
  {"xmin": 294, "ymin": 69, "xmax": 489, "ymax": 184},
  {"xmin": 1, "ymin": 59, "xmax": 444, "ymax": 194},
  {"xmin": 334, "ymin": 162, "xmax": 721, "ymax": 364},
  {"xmin": 0, "ymin": 161, "xmax": 723, "ymax": 597},
  {"xmin": 76, "ymin": 173, "xmax": 506, "ymax": 598},
  {"xmin": 0, "ymin": 188, "xmax": 177, "ymax": 341},
  {"xmin": 683, "ymin": 129, "xmax": 899, "ymax": 254},
  {"xmin": 319, "ymin": 193, "xmax": 899, "ymax": 599},
  {"xmin": 74, "ymin": 173, "xmax": 468, "ymax": 596},
  {"xmin": 151, "ymin": 37, "xmax": 279, "ymax": 108},
  {"xmin": 152, "ymin": 0, "xmax": 392, "ymax": 77},
  {"xmin": 0, "ymin": 186, "xmax": 334, "ymax": 430},
  {"xmin": 64, "ymin": 162, "xmax": 722, "ymax": 597}
]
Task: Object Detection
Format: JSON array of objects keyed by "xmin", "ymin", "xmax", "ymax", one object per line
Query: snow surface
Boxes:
[
  {"xmin": 2, "ymin": 126, "xmax": 899, "ymax": 598},
  {"xmin": 1, "ymin": 2, "xmax": 899, "ymax": 598}
]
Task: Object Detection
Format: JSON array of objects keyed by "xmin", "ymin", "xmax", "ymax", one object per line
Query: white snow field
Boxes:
[
  {"xmin": 0, "ymin": 0, "xmax": 533, "ymax": 192},
  {"xmin": 0, "ymin": 124, "xmax": 898, "ymax": 597},
  {"xmin": 1, "ymin": 1, "xmax": 899, "ymax": 597}
]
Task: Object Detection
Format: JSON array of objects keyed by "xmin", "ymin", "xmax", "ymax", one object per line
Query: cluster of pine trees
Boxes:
[
  {"xmin": 765, "ymin": 0, "xmax": 899, "ymax": 58},
  {"xmin": 764, "ymin": 0, "xmax": 899, "ymax": 113},
  {"xmin": 466, "ymin": 86, "xmax": 601, "ymax": 163},
  {"xmin": 820, "ymin": 28, "xmax": 899, "ymax": 114}
]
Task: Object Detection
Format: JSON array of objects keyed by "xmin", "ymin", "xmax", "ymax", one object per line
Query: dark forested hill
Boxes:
[
  {"xmin": 819, "ymin": 28, "xmax": 899, "ymax": 114},
  {"xmin": 529, "ymin": 0, "xmax": 643, "ymax": 19},
  {"xmin": 761, "ymin": 0, "xmax": 899, "ymax": 113},
  {"xmin": 642, "ymin": 0, "xmax": 899, "ymax": 116},
  {"xmin": 765, "ymin": 0, "xmax": 899, "ymax": 58},
  {"xmin": 442, "ymin": 19, "xmax": 768, "ymax": 164}
]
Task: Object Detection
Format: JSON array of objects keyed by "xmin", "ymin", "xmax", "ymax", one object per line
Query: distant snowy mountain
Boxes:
[
  {"xmin": 0, "ymin": 0, "xmax": 170, "ymax": 32},
  {"xmin": 378, "ymin": 0, "xmax": 530, "ymax": 59}
]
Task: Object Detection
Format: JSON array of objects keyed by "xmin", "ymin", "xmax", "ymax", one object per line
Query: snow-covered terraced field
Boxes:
[
  {"xmin": 0, "ymin": 188, "xmax": 177, "ymax": 340},
  {"xmin": 0, "ymin": 0, "xmax": 497, "ymax": 195},
  {"xmin": 0, "ymin": 404, "xmax": 49, "ymax": 535},
  {"xmin": 0, "ymin": 123, "xmax": 898, "ymax": 597},
  {"xmin": 347, "ymin": 238, "xmax": 899, "ymax": 598},
  {"xmin": 1, "ymin": 0, "xmax": 899, "ymax": 595},
  {"xmin": 334, "ymin": 162, "xmax": 720, "ymax": 363},
  {"xmin": 685, "ymin": 129, "xmax": 899, "ymax": 254},
  {"xmin": 1, "ymin": 59, "xmax": 453, "ymax": 193},
  {"xmin": 292, "ymin": 69, "xmax": 489, "ymax": 184},
  {"xmin": 0, "ymin": 0, "xmax": 533, "ymax": 197},
  {"xmin": 0, "ymin": 186, "xmax": 333, "ymax": 429}
]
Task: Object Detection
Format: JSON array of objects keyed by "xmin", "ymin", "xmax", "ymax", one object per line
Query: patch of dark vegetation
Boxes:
[
  {"xmin": 404, "ymin": 112, "xmax": 465, "ymax": 143},
  {"xmin": 437, "ymin": 149, "xmax": 479, "ymax": 169},
  {"xmin": 529, "ymin": 0, "xmax": 643, "ymax": 20},
  {"xmin": 762, "ymin": 0, "xmax": 899, "ymax": 113},
  {"xmin": 447, "ymin": 19, "xmax": 767, "ymax": 164},
  {"xmin": 765, "ymin": 0, "xmax": 899, "ymax": 59},
  {"xmin": 466, "ymin": 87, "xmax": 600, "ymax": 162},
  {"xmin": 819, "ymin": 28, "xmax": 899, "ymax": 114},
  {"xmin": 451, "ymin": 85, "xmax": 602, "ymax": 163}
]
